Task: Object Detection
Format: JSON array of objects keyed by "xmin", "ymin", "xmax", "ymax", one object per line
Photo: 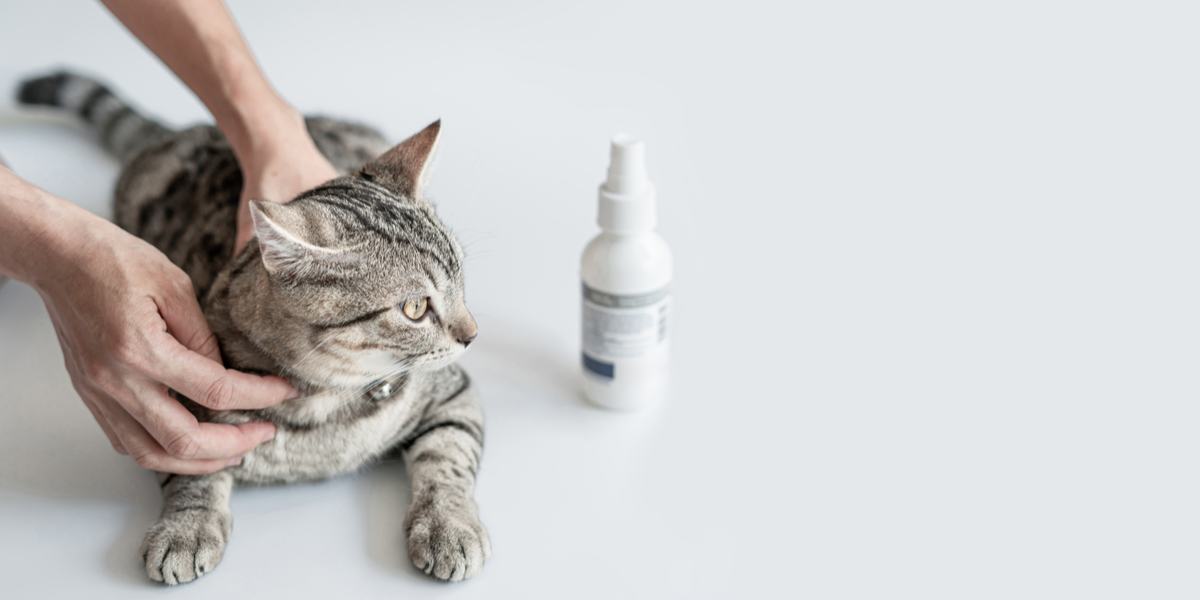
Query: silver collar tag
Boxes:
[{"xmin": 366, "ymin": 379, "xmax": 395, "ymax": 402}]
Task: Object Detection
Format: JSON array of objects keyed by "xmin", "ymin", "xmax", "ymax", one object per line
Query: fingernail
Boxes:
[{"xmin": 226, "ymin": 457, "xmax": 244, "ymax": 468}]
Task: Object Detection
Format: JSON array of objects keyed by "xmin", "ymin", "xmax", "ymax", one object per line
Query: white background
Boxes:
[{"xmin": 1, "ymin": 1, "xmax": 1197, "ymax": 598}]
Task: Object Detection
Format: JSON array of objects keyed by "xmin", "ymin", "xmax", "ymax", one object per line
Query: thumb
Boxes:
[
  {"xmin": 153, "ymin": 332, "xmax": 297, "ymax": 410},
  {"xmin": 152, "ymin": 271, "xmax": 296, "ymax": 409}
]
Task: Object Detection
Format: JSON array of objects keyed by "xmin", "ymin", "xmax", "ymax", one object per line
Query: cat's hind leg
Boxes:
[
  {"xmin": 141, "ymin": 471, "xmax": 233, "ymax": 585},
  {"xmin": 401, "ymin": 384, "xmax": 491, "ymax": 582}
]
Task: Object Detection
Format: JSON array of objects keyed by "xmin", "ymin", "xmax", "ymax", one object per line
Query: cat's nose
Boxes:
[
  {"xmin": 452, "ymin": 315, "xmax": 478, "ymax": 347},
  {"xmin": 457, "ymin": 330, "xmax": 478, "ymax": 347}
]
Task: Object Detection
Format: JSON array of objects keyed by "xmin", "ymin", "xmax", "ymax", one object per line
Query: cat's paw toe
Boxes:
[
  {"xmin": 140, "ymin": 513, "xmax": 229, "ymax": 585},
  {"xmin": 407, "ymin": 509, "xmax": 490, "ymax": 582}
]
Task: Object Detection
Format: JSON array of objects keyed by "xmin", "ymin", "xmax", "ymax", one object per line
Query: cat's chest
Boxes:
[
  {"xmin": 221, "ymin": 387, "xmax": 426, "ymax": 484},
  {"xmin": 266, "ymin": 388, "xmax": 356, "ymax": 425}
]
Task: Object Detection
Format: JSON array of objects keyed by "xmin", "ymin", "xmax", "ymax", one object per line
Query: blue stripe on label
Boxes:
[{"xmin": 582, "ymin": 353, "xmax": 615, "ymax": 379}]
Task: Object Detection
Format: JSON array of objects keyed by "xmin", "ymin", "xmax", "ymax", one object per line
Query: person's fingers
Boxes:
[
  {"xmin": 79, "ymin": 392, "xmax": 127, "ymax": 455},
  {"xmin": 99, "ymin": 399, "xmax": 243, "ymax": 475},
  {"xmin": 157, "ymin": 278, "xmax": 221, "ymax": 363},
  {"xmin": 147, "ymin": 329, "xmax": 296, "ymax": 411},
  {"xmin": 116, "ymin": 380, "xmax": 276, "ymax": 461},
  {"xmin": 147, "ymin": 247, "xmax": 294, "ymax": 410}
]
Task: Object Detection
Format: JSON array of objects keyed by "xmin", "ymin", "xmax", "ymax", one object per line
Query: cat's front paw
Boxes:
[
  {"xmin": 140, "ymin": 510, "xmax": 230, "ymax": 585},
  {"xmin": 406, "ymin": 504, "xmax": 491, "ymax": 582}
]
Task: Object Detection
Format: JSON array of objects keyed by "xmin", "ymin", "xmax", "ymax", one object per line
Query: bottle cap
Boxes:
[{"xmin": 598, "ymin": 134, "xmax": 656, "ymax": 232}]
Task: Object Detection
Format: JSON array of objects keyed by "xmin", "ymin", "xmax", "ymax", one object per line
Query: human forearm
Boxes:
[
  {"xmin": 100, "ymin": 0, "xmax": 304, "ymax": 166},
  {"xmin": 102, "ymin": 0, "xmax": 337, "ymax": 253},
  {"xmin": 0, "ymin": 168, "xmax": 293, "ymax": 473},
  {"xmin": 0, "ymin": 167, "xmax": 97, "ymax": 287}
]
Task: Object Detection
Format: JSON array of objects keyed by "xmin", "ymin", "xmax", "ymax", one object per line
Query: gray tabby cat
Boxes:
[{"xmin": 16, "ymin": 71, "xmax": 490, "ymax": 584}]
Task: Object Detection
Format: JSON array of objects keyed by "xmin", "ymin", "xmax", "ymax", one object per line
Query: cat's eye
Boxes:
[{"xmin": 402, "ymin": 297, "xmax": 429, "ymax": 321}]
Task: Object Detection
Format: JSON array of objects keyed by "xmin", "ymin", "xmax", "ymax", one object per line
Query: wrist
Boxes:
[
  {"xmin": 0, "ymin": 185, "xmax": 93, "ymax": 289},
  {"xmin": 28, "ymin": 202, "xmax": 104, "ymax": 295},
  {"xmin": 216, "ymin": 92, "xmax": 309, "ymax": 171},
  {"xmin": 184, "ymin": 53, "xmax": 316, "ymax": 182}
]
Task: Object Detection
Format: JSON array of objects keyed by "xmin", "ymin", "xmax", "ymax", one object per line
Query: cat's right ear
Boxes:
[
  {"xmin": 357, "ymin": 119, "xmax": 441, "ymax": 201},
  {"xmin": 249, "ymin": 201, "xmax": 351, "ymax": 278}
]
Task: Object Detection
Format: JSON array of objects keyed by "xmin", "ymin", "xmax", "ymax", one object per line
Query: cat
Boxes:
[{"xmin": 16, "ymin": 71, "xmax": 490, "ymax": 584}]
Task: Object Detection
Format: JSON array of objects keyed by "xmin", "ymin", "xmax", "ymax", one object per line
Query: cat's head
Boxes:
[{"xmin": 242, "ymin": 120, "xmax": 474, "ymax": 388}]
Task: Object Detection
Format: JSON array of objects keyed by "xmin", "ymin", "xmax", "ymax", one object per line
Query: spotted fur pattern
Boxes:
[{"xmin": 16, "ymin": 71, "xmax": 489, "ymax": 584}]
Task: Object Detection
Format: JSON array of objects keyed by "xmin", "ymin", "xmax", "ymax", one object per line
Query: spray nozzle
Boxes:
[
  {"xmin": 605, "ymin": 134, "xmax": 648, "ymax": 195},
  {"xmin": 597, "ymin": 133, "xmax": 656, "ymax": 232}
]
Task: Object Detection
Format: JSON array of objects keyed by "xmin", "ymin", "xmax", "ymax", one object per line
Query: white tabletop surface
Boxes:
[{"xmin": 1, "ymin": 1, "xmax": 1197, "ymax": 598}]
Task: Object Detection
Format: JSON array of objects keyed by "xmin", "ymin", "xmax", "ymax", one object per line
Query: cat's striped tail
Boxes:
[{"xmin": 16, "ymin": 70, "xmax": 170, "ymax": 162}]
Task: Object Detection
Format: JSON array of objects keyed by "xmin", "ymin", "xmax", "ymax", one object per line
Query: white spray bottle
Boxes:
[{"xmin": 581, "ymin": 135, "xmax": 672, "ymax": 410}]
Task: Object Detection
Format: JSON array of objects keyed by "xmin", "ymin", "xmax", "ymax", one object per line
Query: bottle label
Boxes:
[{"xmin": 581, "ymin": 283, "xmax": 670, "ymax": 380}]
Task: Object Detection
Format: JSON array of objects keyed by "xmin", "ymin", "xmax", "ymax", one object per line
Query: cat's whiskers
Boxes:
[
  {"xmin": 283, "ymin": 335, "xmax": 342, "ymax": 386},
  {"xmin": 352, "ymin": 351, "xmax": 434, "ymax": 396}
]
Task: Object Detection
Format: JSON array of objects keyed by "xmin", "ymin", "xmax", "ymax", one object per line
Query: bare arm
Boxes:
[
  {"xmin": 102, "ymin": 0, "xmax": 338, "ymax": 252},
  {"xmin": 0, "ymin": 0, "xmax": 332, "ymax": 474},
  {"xmin": 0, "ymin": 166, "xmax": 295, "ymax": 474}
]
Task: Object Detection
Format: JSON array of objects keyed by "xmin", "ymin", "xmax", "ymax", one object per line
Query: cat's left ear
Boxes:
[
  {"xmin": 358, "ymin": 119, "xmax": 440, "ymax": 201},
  {"xmin": 249, "ymin": 200, "xmax": 357, "ymax": 278}
]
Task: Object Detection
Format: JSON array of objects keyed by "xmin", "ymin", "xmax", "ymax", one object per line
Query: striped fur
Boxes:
[
  {"xmin": 16, "ymin": 71, "xmax": 488, "ymax": 584},
  {"xmin": 18, "ymin": 71, "xmax": 169, "ymax": 161}
]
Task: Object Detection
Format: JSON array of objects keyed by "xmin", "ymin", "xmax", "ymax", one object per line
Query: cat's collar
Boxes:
[{"xmin": 290, "ymin": 374, "xmax": 405, "ymax": 403}]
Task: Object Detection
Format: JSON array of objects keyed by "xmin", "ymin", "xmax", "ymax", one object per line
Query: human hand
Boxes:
[
  {"xmin": 33, "ymin": 207, "xmax": 296, "ymax": 474},
  {"xmin": 232, "ymin": 107, "xmax": 338, "ymax": 254}
]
